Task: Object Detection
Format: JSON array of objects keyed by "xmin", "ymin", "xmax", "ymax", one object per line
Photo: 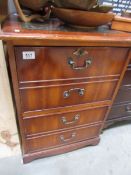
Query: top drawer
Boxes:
[{"xmin": 14, "ymin": 47, "xmax": 129, "ymax": 82}]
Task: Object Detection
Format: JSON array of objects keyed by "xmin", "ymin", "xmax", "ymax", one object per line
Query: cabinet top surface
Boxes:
[{"xmin": 0, "ymin": 14, "xmax": 131, "ymax": 46}]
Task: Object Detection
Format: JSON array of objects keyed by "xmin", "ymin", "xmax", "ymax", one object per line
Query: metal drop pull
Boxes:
[
  {"xmin": 60, "ymin": 132, "xmax": 76, "ymax": 142},
  {"xmin": 68, "ymin": 58, "xmax": 92, "ymax": 70},
  {"xmin": 125, "ymin": 104, "xmax": 131, "ymax": 113},
  {"xmin": 63, "ymin": 88, "xmax": 85, "ymax": 98},
  {"xmin": 68, "ymin": 48, "xmax": 92, "ymax": 70},
  {"xmin": 61, "ymin": 114, "xmax": 80, "ymax": 125}
]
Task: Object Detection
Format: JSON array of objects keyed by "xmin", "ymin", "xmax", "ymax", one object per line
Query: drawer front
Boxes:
[
  {"xmin": 108, "ymin": 103, "xmax": 131, "ymax": 120},
  {"xmin": 25, "ymin": 124, "xmax": 101, "ymax": 153},
  {"xmin": 15, "ymin": 47, "xmax": 128, "ymax": 82},
  {"xmin": 20, "ymin": 80, "xmax": 117, "ymax": 112},
  {"xmin": 114, "ymin": 88, "xmax": 131, "ymax": 104},
  {"xmin": 24, "ymin": 106, "xmax": 108, "ymax": 136}
]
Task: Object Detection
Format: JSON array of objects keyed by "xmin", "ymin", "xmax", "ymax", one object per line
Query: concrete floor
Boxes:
[{"xmin": 0, "ymin": 122, "xmax": 131, "ymax": 175}]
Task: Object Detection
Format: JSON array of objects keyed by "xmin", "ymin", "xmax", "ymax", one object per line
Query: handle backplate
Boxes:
[{"xmin": 126, "ymin": 104, "xmax": 131, "ymax": 113}]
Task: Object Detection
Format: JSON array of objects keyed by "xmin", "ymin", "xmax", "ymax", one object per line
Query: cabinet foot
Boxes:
[{"xmin": 91, "ymin": 138, "xmax": 100, "ymax": 146}]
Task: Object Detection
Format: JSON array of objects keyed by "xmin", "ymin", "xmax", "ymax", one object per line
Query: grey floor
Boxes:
[{"xmin": 0, "ymin": 123, "xmax": 131, "ymax": 175}]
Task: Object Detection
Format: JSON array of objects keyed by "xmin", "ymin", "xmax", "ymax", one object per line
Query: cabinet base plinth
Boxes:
[{"xmin": 23, "ymin": 137, "xmax": 100, "ymax": 164}]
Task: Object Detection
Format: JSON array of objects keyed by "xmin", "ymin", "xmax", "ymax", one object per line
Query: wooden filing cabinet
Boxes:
[
  {"xmin": 0, "ymin": 16, "xmax": 131, "ymax": 163},
  {"xmin": 106, "ymin": 59, "xmax": 131, "ymax": 126}
]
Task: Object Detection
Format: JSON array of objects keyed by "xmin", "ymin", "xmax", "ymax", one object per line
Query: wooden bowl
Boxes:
[
  {"xmin": 53, "ymin": 0, "xmax": 97, "ymax": 11},
  {"xmin": 13, "ymin": 0, "xmax": 51, "ymax": 22},
  {"xmin": 18, "ymin": 0, "xmax": 48, "ymax": 11},
  {"xmin": 52, "ymin": 7, "xmax": 115, "ymax": 27}
]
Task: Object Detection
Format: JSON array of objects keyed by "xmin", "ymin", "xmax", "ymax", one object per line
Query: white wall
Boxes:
[
  {"xmin": 0, "ymin": 41, "xmax": 20, "ymax": 157},
  {"xmin": 0, "ymin": 0, "xmax": 20, "ymax": 158},
  {"xmin": 0, "ymin": 41, "xmax": 17, "ymax": 133},
  {"xmin": 8, "ymin": 0, "xmax": 16, "ymax": 13}
]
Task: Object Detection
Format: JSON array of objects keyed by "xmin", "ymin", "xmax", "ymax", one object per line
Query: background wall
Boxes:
[
  {"xmin": 0, "ymin": 0, "xmax": 20, "ymax": 158},
  {"xmin": 8, "ymin": 0, "xmax": 16, "ymax": 13}
]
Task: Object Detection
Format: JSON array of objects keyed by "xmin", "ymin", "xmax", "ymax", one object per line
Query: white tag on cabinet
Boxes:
[{"xmin": 22, "ymin": 51, "xmax": 35, "ymax": 60}]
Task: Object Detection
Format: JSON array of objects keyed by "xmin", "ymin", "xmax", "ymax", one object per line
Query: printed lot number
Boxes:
[{"xmin": 22, "ymin": 51, "xmax": 35, "ymax": 60}]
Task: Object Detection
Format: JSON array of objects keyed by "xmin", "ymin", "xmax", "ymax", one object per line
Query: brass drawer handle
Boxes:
[
  {"xmin": 60, "ymin": 132, "xmax": 76, "ymax": 142},
  {"xmin": 125, "ymin": 104, "xmax": 131, "ymax": 113},
  {"xmin": 68, "ymin": 58, "xmax": 92, "ymax": 70},
  {"xmin": 61, "ymin": 114, "xmax": 80, "ymax": 125},
  {"xmin": 63, "ymin": 88, "xmax": 85, "ymax": 98}
]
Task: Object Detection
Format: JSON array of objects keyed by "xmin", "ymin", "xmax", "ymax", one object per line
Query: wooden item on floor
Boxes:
[
  {"xmin": 0, "ymin": 15, "xmax": 131, "ymax": 163},
  {"xmin": 111, "ymin": 15, "xmax": 131, "ymax": 32}
]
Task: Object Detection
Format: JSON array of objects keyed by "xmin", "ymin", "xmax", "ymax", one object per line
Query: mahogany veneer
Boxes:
[
  {"xmin": 15, "ymin": 47, "xmax": 127, "ymax": 81},
  {"xmin": 0, "ymin": 15, "xmax": 131, "ymax": 163},
  {"xmin": 24, "ymin": 106, "xmax": 108, "ymax": 136}
]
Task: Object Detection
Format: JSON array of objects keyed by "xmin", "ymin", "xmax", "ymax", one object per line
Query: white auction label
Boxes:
[{"xmin": 22, "ymin": 51, "xmax": 35, "ymax": 60}]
